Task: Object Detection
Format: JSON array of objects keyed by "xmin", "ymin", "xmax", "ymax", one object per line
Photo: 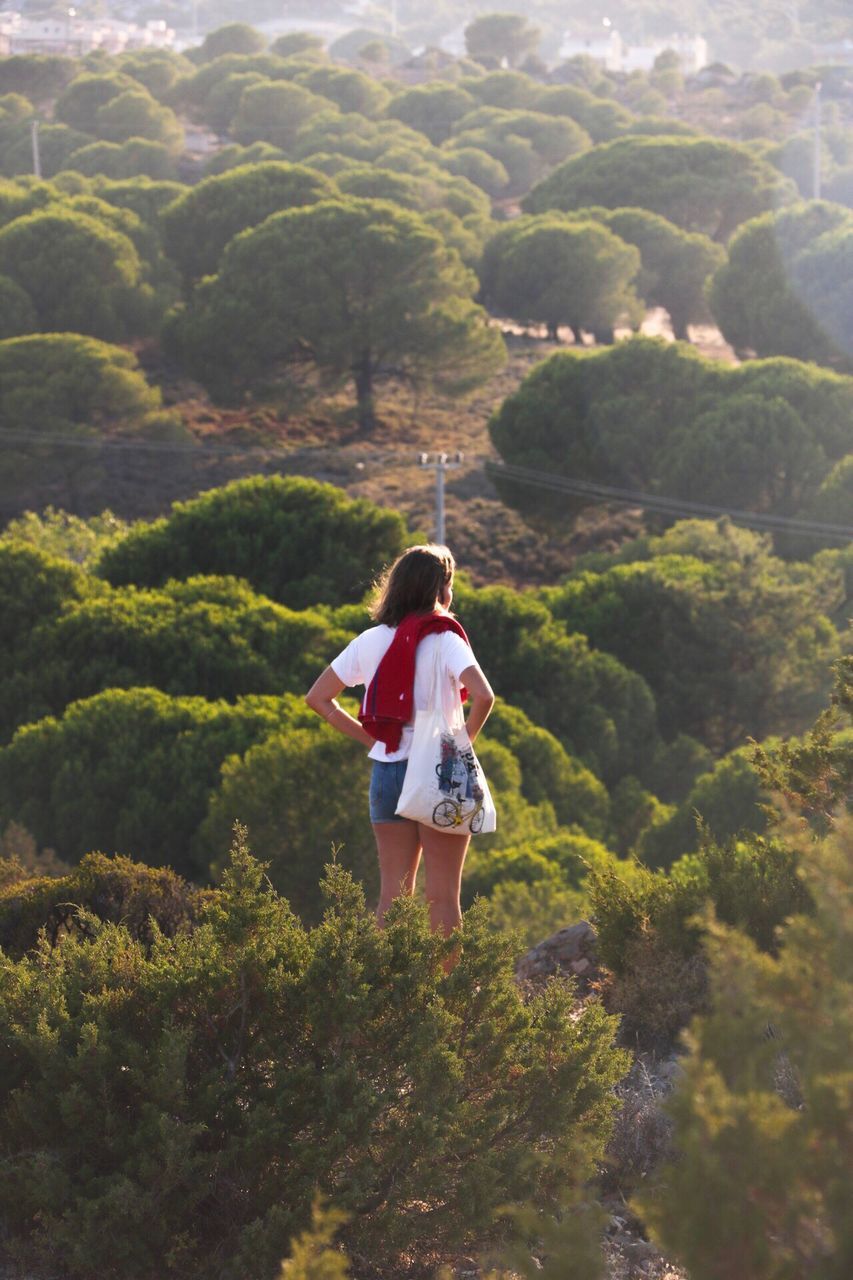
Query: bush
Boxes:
[
  {"xmin": 95, "ymin": 475, "xmax": 409, "ymax": 609},
  {"xmin": 0, "ymin": 831, "xmax": 630, "ymax": 1279},
  {"xmin": 453, "ymin": 580, "xmax": 659, "ymax": 784},
  {"xmin": 199, "ymin": 728, "xmax": 375, "ymax": 923},
  {"xmin": 0, "ymin": 687, "xmax": 298, "ymax": 878},
  {"xmin": 3, "ymin": 575, "xmax": 353, "ymax": 740},
  {"xmin": 486, "ymin": 701, "xmax": 610, "ymax": 836},
  {"xmin": 0, "ymin": 850, "xmax": 207, "ymax": 958},
  {"xmin": 635, "ymin": 816, "xmax": 853, "ymax": 1279}
]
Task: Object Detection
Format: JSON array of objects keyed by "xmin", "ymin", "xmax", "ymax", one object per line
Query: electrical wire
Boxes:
[
  {"xmin": 1, "ymin": 427, "xmax": 851, "ymax": 544},
  {"xmin": 485, "ymin": 461, "xmax": 853, "ymax": 542}
]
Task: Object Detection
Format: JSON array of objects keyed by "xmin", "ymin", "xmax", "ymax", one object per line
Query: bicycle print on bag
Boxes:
[{"xmin": 433, "ymin": 733, "xmax": 485, "ymax": 832}]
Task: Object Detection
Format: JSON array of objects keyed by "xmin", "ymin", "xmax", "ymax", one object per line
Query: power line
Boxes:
[
  {"xmin": 1, "ymin": 427, "xmax": 851, "ymax": 544},
  {"xmin": 486, "ymin": 461, "xmax": 853, "ymax": 542}
]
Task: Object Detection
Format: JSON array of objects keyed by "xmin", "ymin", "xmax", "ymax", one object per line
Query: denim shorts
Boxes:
[{"xmin": 369, "ymin": 759, "xmax": 409, "ymax": 823}]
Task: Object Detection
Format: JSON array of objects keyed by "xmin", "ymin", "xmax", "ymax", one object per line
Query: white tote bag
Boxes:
[{"xmin": 395, "ymin": 640, "xmax": 497, "ymax": 834}]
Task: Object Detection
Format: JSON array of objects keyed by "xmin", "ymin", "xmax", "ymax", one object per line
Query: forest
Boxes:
[{"xmin": 0, "ymin": 7, "xmax": 851, "ymax": 1280}]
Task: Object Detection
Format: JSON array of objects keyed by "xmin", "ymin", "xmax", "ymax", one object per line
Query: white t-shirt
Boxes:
[{"xmin": 331, "ymin": 624, "xmax": 478, "ymax": 762}]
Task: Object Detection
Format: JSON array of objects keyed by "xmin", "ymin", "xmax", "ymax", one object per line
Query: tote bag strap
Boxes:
[{"xmin": 426, "ymin": 633, "xmax": 443, "ymax": 712}]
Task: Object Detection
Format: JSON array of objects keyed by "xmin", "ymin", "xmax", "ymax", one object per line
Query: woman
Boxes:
[{"xmin": 305, "ymin": 544, "xmax": 494, "ymax": 954}]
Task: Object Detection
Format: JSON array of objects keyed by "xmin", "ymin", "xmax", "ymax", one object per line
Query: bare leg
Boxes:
[
  {"xmin": 372, "ymin": 820, "xmax": 421, "ymax": 928},
  {"xmin": 419, "ymin": 823, "xmax": 470, "ymax": 973}
]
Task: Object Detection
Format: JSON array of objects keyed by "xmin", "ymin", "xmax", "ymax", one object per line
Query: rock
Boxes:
[{"xmin": 515, "ymin": 919, "xmax": 599, "ymax": 990}]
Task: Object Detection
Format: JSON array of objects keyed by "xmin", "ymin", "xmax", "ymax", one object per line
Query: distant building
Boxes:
[
  {"xmin": 559, "ymin": 27, "xmax": 708, "ymax": 75},
  {"xmin": 4, "ymin": 13, "xmax": 175, "ymax": 57},
  {"xmin": 558, "ymin": 29, "xmax": 624, "ymax": 73}
]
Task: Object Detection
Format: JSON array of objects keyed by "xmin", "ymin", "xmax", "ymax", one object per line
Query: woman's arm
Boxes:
[
  {"xmin": 305, "ymin": 666, "xmax": 376, "ymax": 748},
  {"xmin": 460, "ymin": 663, "xmax": 495, "ymax": 743}
]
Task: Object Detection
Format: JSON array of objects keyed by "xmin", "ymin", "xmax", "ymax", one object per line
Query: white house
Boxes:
[
  {"xmin": 558, "ymin": 27, "xmax": 708, "ymax": 75},
  {"xmin": 558, "ymin": 29, "xmax": 624, "ymax": 72},
  {"xmin": 6, "ymin": 13, "xmax": 175, "ymax": 57}
]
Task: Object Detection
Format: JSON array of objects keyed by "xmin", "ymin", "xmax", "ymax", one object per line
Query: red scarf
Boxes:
[{"xmin": 359, "ymin": 612, "xmax": 470, "ymax": 753}]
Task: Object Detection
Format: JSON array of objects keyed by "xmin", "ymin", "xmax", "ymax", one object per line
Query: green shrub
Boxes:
[
  {"xmin": 485, "ymin": 701, "xmax": 610, "ymax": 837},
  {"xmin": 3, "ymin": 574, "xmax": 352, "ymax": 741},
  {"xmin": 0, "ymin": 687, "xmax": 298, "ymax": 878},
  {"xmin": 95, "ymin": 475, "xmax": 410, "ymax": 609},
  {"xmin": 453, "ymin": 581, "xmax": 659, "ymax": 784},
  {"xmin": 0, "ymin": 850, "xmax": 207, "ymax": 958},
  {"xmin": 199, "ymin": 727, "xmax": 375, "ymax": 923},
  {"xmin": 635, "ymin": 816, "xmax": 853, "ymax": 1279},
  {"xmin": 0, "ymin": 830, "xmax": 630, "ymax": 1279}
]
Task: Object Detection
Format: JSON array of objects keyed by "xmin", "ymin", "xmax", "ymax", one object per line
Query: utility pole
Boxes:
[
  {"xmin": 813, "ymin": 81, "xmax": 822, "ymax": 200},
  {"xmin": 390, "ymin": 0, "xmax": 398, "ymax": 39},
  {"xmin": 419, "ymin": 451, "xmax": 464, "ymax": 545},
  {"xmin": 31, "ymin": 119, "xmax": 41, "ymax": 178}
]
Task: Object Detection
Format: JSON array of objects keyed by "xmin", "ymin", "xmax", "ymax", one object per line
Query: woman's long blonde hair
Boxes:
[{"xmin": 369, "ymin": 544, "xmax": 455, "ymax": 627}]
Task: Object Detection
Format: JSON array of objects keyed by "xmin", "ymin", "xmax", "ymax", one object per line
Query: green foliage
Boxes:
[
  {"xmin": 1, "ymin": 505, "xmax": 128, "ymax": 564},
  {"xmin": 790, "ymin": 221, "xmax": 853, "ymax": 369},
  {"xmin": 489, "ymin": 337, "xmax": 853, "ymax": 531},
  {"xmin": 89, "ymin": 175, "xmax": 187, "ymax": 223},
  {"xmin": 196, "ymin": 23, "xmax": 267, "ymax": 62},
  {"xmin": 588, "ymin": 205, "xmax": 724, "ymax": 339},
  {"xmin": 453, "ymin": 580, "xmax": 659, "ymax": 783},
  {"xmin": 0, "ymin": 271, "xmax": 36, "ymax": 337},
  {"xmin": 0, "ymin": 335, "xmax": 115, "ymax": 438},
  {"xmin": 166, "ymin": 197, "xmax": 505, "ymax": 430},
  {"xmin": 635, "ymin": 817, "xmax": 852, "ymax": 1279},
  {"xmin": 0, "ymin": 850, "xmax": 206, "ymax": 958},
  {"xmin": 269, "ymin": 33, "xmax": 325, "ymax": 61},
  {"xmin": 486, "ymin": 701, "xmax": 610, "ymax": 836},
  {"xmin": 524, "ymin": 136, "xmax": 797, "ymax": 240},
  {"xmin": 0, "ymin": 832, "xmax": 629, "ymax": 1277},
  {"xmin": 232, "ymin": 80, "xmax": 332, "ymax": 151},
  {"xmin": 544, "ymin": 541, "xmax": 842, "ymax": 751},
  {"xmin": 277, "ymin": 1198, "xmax": 350, "ymax": 1280},
  {"xmin": 463, "ymin": 827, "xmax": 621, "ymax": 905},
  {"xmin": 0, "ymin": 121, "xmax": 91, "ymax": 179},
  {"xmin": 115, "ymin": 49, "xmax": 195, "ymax": 102},
  {"xmin": 0, "ymin": 573, "xmax": 353, "ymax": 743},
  {"xmin": 465, "ymin": 16, "xmax": 542, "ymax": 70},
  {"xmin": 95, "ymin": 475, "xmax": 409, "ymax": 609},
  {"xmin": 440, "ymin": 145, "xmax": 510, "ymax": 196},
  {"xmin": 160, "ymin": 161, "xmax": 336, "ymax": 284},
  {"xmin": 707, "ymin": 201, "xmax": 853, "ymax": 367},
  {"xmin": 0, "ymin": 206, "xmax": 145, "ymax": 339},
  {"xmin": 479, "ymin": 215, "xmax": 641, "ymax": 339},
  {"xmin": 294, "ymin": 66, "xmax": 389, "ymax": 118},
  {"xmin": 94, "ymin": 88, "xmax": 184, "ymax": 150},
  {"xmin": 0, "ymin": 541, "xmax": 93, "ymax": 662},
  {"xmin": 65, "ymin": 136, "xmax": 180, "ymax": 180},
  {"xmin": 200, "ymin": 727, "xmax": 374, "ymax": 922},
  {"xmin": 54, "ymin": 71, "xmax": 139, "ymax": 134},
  {"xmin": 0, "ymin": 54, "xmax": 77, "ymax": 103},
  {"xmin": 534, "ymin": 85, "xmax": 633, "ymax": 144},
  {"xmin": 387, "ymin": 84, "xmax": 477, "ymax": 145},
  {"xmin": 0, "ymin": 686, "xmax": 296, "ymax": 877}
]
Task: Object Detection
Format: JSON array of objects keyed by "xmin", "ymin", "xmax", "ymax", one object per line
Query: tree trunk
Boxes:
[
  {"xmin": 670, "ymin": 310, "xmax": 690, "ymax": 342},
  {"xmin": 353, "ymin": 351, "xmax": 375, "ymax": 433},
  {"xmin": 547, "ymin": 322, "xmax": 560, "ymax": 342}
]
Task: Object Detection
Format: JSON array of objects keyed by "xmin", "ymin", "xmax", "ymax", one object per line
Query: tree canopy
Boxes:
[
  {"xmin": 479, "ymin": 215, "xmax": 641, "ymax": 340},
  {"xmin": 707, "ymin": 201, "xmax": 853, "ymax": 367},
  {"xmin": 160, "ymin": 161, "xmax": 336, "ymax": 284},
  {"xmin": 0, "ymin": 206, "xmax": 144, "ymax": 339},
  {"xmin": 489, "ymin": 337, "xmax": 853, "ymax": 528},
  {"xmin": 166, "ymin": 196, "xmax": 505, "ymax": 429},
  {"xmin": 523, "ymin": 136, "xmax": 798, "ymax": 240},
  {"xmin": 95, "ymin": 475, "xmax": 409, "ymax": 609}
]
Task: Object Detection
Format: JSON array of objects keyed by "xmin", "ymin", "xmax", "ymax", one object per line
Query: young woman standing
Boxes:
[{"xmin": 305, "ymin": 544, "xmax": 494, "ymax": 954}]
